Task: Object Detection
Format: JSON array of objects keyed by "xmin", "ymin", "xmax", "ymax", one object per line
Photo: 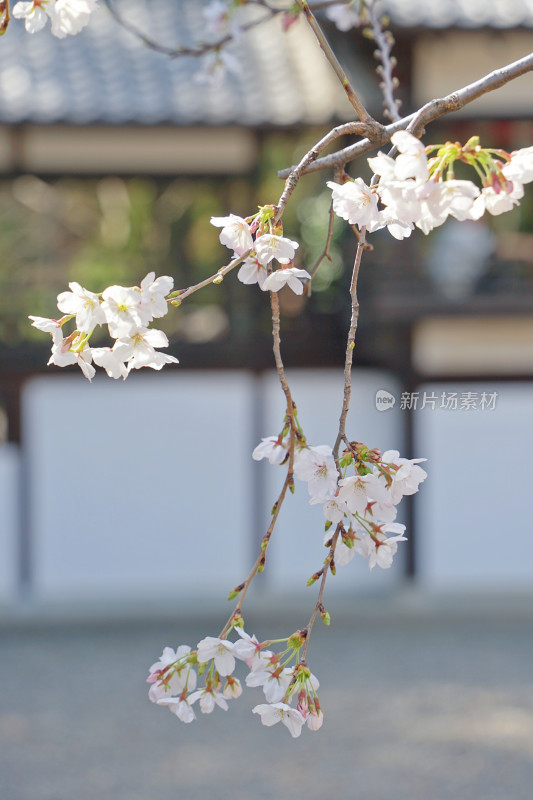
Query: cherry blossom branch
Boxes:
[
  {"xmin": 367, "ymin": 0, "xmax": 401, "ymax": 122},
  {"xmin": 219, "ymin": 289, "xmax": 296, "ymax": 637},
  {"xmin": 219, "ymin": 464, "xmax": 294, "ymax": 637},
  {"xmin": 102, "ymin": 0, "xmax": 273, "ymax": 58},
  {"xmin": 306, "ymin": 200, "xmax": 336, "ymax": 295},
  {"xmin": 300, "ymin": 525, "xmax": 341, "ymax": 663},
  {"xmin": 275, "ymin": 123, "xmax": 380, "ymax": 222},
  {"xmin": 278, "ymin": 50, "xmax": 533, "ymax": 177},
  {"xmin": 333, "ymin": 227, "xmax": 367, "ymax": 461},
  {"xmin": 295, "ymin": 0, "xmax": 377, "ymax": 125},
  {"xmin": 171, "ymin": 251, "xmax": 248, "ymax": 304}
]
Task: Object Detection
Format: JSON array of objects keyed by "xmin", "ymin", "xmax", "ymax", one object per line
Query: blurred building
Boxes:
[{"xmin": 0, "ymin": 0, "xmax": 532, "ymax": 612}]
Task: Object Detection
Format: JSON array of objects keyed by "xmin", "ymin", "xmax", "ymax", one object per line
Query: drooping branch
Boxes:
[
  {"xmin": 333, "ymin": 226, "xmax": 367, "ymax": 461},
  {"xmin": 295, "ymin": 0, "xmax": 378, "ymax": 126},
  {"xmin": 278, "ymin": 50, "xmax": 533, "ymax": 177},
  {"xmin": 102, "ymin": 0, "xmax": 273, "ymax": 59}
]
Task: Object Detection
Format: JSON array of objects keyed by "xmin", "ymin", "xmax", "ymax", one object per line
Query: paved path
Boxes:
[{"xmin": 2, "ymin": 599, "xmax": 533, "ymax": 800}]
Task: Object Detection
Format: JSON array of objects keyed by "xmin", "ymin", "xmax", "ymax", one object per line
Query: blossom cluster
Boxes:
[
  {"xmin": 328, "ymin": 131, "xmax": 533, "ymax": 239},
  {"xmin": 29, "ymin": 272, "xmax": 177, "ymax": 381},
  {"xmin": 147, "ymin": 626, "xmax": 322, "ymax": 738},
  {"xmin": 13, "ymin": 0, "xmax": 97, "ymax": 38},
  {"xmin": 211, "ymin": 211, "xmax": 311, "ymax": 295},
  {"xmin": 253, "ymin": 433, "xmax": 426, "ymax": 571}
]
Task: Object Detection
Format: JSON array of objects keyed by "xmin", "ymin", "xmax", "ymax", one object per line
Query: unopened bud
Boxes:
[
  {"xmin": 227, "ymin": 583, "xmax": 244, "ymax": 601},
  {"xmin": 213, "ymin": 274, "xmax": 223, "ymax": 285},
  {"xmin": 287, "ymin": 629, "xmax": 307, "ymax": 650}
]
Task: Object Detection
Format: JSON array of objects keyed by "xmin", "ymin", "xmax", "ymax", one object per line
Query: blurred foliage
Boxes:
[
  {"xmin": 0, "ymin": 130, "xmax": 348, "ymax": 347},
  {"xmin": 1, "ymin": 126, "xmax": 533, "ymax": 349}
]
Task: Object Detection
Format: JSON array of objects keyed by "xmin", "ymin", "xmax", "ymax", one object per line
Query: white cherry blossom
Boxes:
[
  {"xmin": 325, "ymin": 1, "xmax": 361, "ymax": 31},
  {"xmin": 50, "ymin": 0, "xmax": 97, "ymax": 38},
  {"xmin": 210, "ymin": 214, "xmax": 253, "ymax": 256},
  {"xmin": 56, "ymin": 282, "xmax": 106, "ymax": 333},
  {"xmin": 306, "ymin": 709, "xmax": 324, "ymax": 731},
  {"xmin": 312, "ymin": 494, "xmax": 349, "ymax": 524},
  {"xmin": 480, "ymin": 182, "xmax": 524, "ymax": 216},
  {"xmin": 262, "ymin": 267, "xmax": 311, "ymax": 295},
  {"xmin": 246, "ymin": 665, "xmax": 293, "ymax": 703},
  {"xmin": 294, "ymin": 445, "xmax": 338, "ymax": 499},
  {"xmin": 113, "ymin": 328, "xmax": 178, "ymax": 374},
  {"xmin": 101, "ymin": 285, "xmax": 148, "ymax": 338},
  {"xmin": 91, "ymin": 346, "xmax": 128, "ymax": 380},
  {"xmin": 381, "ymin": 450, "xmax": 427, "ymax": 503},
  {"xmin": 48, "ymin": 336, "xmax": 95, "ymax": 382},
  {"xmin": 390, "ymin": 130, "xmax": 429, "ymax": 182},
  {"xmin": 29, "ymin": 315, "xmax": 64, "ymax": 333},
  {"xmin": 253, "ymin": 703, "xmax": 305, "ymax": 738},
  {"xmin": 157, "ymin": 696, "xmax": 196, "ymax": 723},
  {"xmin": 13, "ymin": 0, "xmax": 52, "ymax": 32},
  {"xmin": 252, "ymin": 436, "xmax": 288, "ymax": 465},
  {"xmin": 368, "ymin": 525, "xmax": 407, "ymax": 570},
  {"xmin": 196, "ymin": 636, "xmax": 237, "ymax": 676},
  {"xmin": 254, "ymin": 234, "xmax": 299, "ymax": 266},
  {"xmin": 503, "ymin": 146, "xmax": 533, "ymax": 184},
  {"xmin": 327, "ymin": 178, "xmax": 380, "ymax": 228},
  {"xmin": 222, "ymin": 676, "xmax": 243, "ymax": 699},
  {"xmin": 140, "ymin": 272, "xmax": 173, "ymax": 320},
  {"xmin": 188, "ymin": 687, "xmax": 229, "ymax": 714},
  {"xmin": 237, "ymin": 256, "xmax": 268, "ymax": 289}
]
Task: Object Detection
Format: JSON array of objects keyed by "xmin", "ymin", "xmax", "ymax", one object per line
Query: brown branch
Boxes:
[
  {"xmin": 219, "ymin": 289, "xmax": 296, "ymax": 637},
  {"xmin": 333, "ymin": 227, "xmax": 367, "ymax": 460},
  {"xmin": 219, "ymin": 465, "xmax": 293, "ymax": 638},
  {"xmin": 0, "ymin": 0, "xmax": 9, "ymax": 35},
  {"xmin": 296, "ymin": 0, "xmax": 377, "ymax": 125},
  {"xmin": 103, "ymin": 0, "xmax": 273, "ymax": 58},
  {"xmin": 300, "ymin": 525, "xmax": 341, "ymax": 663},
  {"xmin": 306, "ymin": 201, "xmax": 336, "ymax": 296},
  {"xmin": 275, "ymin": 122, "xmax": 377, "ymax": 222},
  {"xmin": 171, "ymin": 251, "xmax": 248, "ymax": 304},
  {"xmin": 278, "ymin": 50, "xmax": 533, "ymax": 177}
]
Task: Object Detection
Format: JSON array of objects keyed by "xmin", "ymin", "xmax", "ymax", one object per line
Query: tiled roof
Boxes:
[
  {"xmin": 1, "ymin": 1, "xmax": 531, "ymax": 127},
  {"xmin": 0, "ymin": 0, "xmax": 359, "ymax": 126},
  {"xmin": 384, "ymin": 0, "xmax": 533, "ymax": 29}
]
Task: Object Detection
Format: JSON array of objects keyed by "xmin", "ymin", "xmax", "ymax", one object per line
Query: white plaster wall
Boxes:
[
  {"xmin": 0, "ymin": 443, "xmax": 19, "ymax": 603},
  {"xmin": 415, "ymin": 382, "xmax": 533, "ymax": 590},
  {"xmin": 23, "ymin": 371, "xmax": 255, "ymax": 601}
]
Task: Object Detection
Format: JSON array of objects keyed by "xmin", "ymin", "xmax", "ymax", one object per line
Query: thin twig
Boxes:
[
  {"xmin": 333, "ymin": 227, "xmax": 367, "ymax": 460},
  {"xmin": 103, "ymin": 0, "xmax": 273, "ymax": 58},
  {"xmin": 278, "ymin": 50, "xmax": 533, "ymax": 177},
  {"xmin": 219, "ymin": 289, "xmax": 296, "ymax": 637},
  {"xmin": 171, "ymin": 251, "xmax": 248, "ymax": 304},
  {"xmin": 306, "ymin": 201, "xmax": 336, "ymax": 296},
  {"xmin": 219, "ymin": 466, "xmax": 293, "ymax": 638},
  {"xmin": 295, "ymin": 0, "xmax": 377, "ymax": 125},
  {"xmin": 275, "ymin": 122, "xmax": 376, "ymax": 222},
  {"xmin": 300, "ymin": 526, "xmax": 341, "ymax": 662},
  {"xmin": 367, "ymin": 0, "xmax": 401, "ymax": 122}
]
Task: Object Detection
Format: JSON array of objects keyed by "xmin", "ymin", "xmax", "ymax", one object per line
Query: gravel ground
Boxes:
[{"xmin": 2, "ymin": 597, "xmax": 533, "ymax": 800}]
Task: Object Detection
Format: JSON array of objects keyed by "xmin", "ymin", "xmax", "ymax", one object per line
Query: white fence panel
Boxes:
[
  {"xmin": 0, "ymin": 444, "xmax": 20, "ymax": 603},
  {"xmin": 23, "ymin": 371, "xmax": 254, "ymax": 602},
  {"xmin": 416, "ymin": 382, "xmax": 533, "ymax": 590}
]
